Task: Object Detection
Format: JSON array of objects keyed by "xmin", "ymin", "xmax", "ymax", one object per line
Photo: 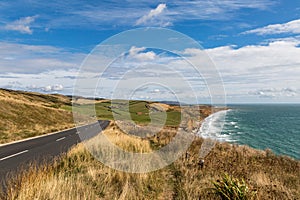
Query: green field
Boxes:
[{"xmin": 65, "ymin": 100, "xmax": 182, "ymax": 126}]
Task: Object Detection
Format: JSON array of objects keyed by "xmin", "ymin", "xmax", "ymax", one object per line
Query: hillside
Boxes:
[
  {"xmin": 2, "ymin": 122, "xmax": 299, "ymax": 199},
  {"xmin": 0, "ymin": 89, "xmax": 75, "ymax": 144},
  {"xmin": 0, "ymin": 89, "xmax": 203, "ymax": 144}
]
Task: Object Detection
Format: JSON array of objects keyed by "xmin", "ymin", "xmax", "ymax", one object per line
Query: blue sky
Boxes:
[{"xmin": 0, "ymin": 0, "xmax": 300, "ymax": 103}]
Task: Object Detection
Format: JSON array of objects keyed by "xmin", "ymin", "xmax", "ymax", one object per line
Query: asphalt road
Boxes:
[{"xmin": 0, "ymin": 120, "xmax": 109, "ymax": 191}]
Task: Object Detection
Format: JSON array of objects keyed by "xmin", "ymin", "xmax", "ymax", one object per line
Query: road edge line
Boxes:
[{"xmin": 0, "ymin": 121, "xmax": 102, "ymax": 148}]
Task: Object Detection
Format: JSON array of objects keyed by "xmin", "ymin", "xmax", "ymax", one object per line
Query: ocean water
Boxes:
[{"xmin": 198, "ymin": 104, "xmax": 300, "ymax": 160}]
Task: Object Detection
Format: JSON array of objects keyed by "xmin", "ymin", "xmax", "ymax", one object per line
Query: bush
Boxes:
[{"xmin": 212, "ymin": 173, "xmax": 256, "ymax": 200}]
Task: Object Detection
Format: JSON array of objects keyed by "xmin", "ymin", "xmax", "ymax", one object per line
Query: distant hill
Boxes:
[{"xmin": 156, "ymin": 100, "xmax": 181, "ymax": 106}]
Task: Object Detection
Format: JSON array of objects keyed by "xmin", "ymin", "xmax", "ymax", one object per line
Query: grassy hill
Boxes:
[
  {"xmin": 65, "ymin": 99, "xmax": 182, "ymax": 126},
  {"xmin": 0, "ymin": 89, "xmax": 75, "ymax": 143},
  {"xmin": 0, "ymin": 89, "xmax": 191, "ymax": 144}
]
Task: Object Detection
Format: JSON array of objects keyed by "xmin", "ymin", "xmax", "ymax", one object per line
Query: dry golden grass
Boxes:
[
  {"xmin": 170, "ymin": 139, "xmax": 300, "ymax": 199},
  {"xmin": 2, "ymin": 122, "xmax": 299, "ymax": 200},
  {"xmin": 0, "ymin": 89, "xmax": 76, "ymax": 144},
  {"xmin": 149, "ymin": 103, "xmax": 170, "ymax": 112},
  {"xmin": 73, "ymin": 98, "xmax": 109, "ymax": 105},
  {"xmin": 3, "ymin": 125, "xmax": 174, "ymax": 199},
  {"xmin": 101, "ymin": 122, "xmax": 153, "ymax": 153},
  {"xmin": 0, "ymin": 88, "xmax": 70, "ymax": 107}
]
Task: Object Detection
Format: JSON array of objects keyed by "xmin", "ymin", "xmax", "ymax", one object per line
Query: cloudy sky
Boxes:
[{"xmin": 0, "ymin": 0, "xmax": 300, "ymax": 103}]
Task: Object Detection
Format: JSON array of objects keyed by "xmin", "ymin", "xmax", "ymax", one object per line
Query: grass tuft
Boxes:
[{"xmin": 212, "ymin": 173, "xmax": 256, "ymax": 200}]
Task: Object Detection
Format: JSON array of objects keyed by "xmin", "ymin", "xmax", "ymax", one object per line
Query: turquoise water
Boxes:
[{"xmin": 199, "ymin": 104, "xmax": 300, "ymax": 160}]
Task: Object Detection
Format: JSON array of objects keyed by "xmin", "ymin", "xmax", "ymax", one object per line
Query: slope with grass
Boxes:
[
  {"xmin": 68, "ymin": 99, "xmax": 184, "ymax": 127},
  {"xmin": 0, "ymin": 89, "xmax": 186, "ymax": 144},
  {"xmin": 3, "ymin": 122, "xmax": 299, "ymax": 200},
  {"xmin": 0, "ymin": 89, "xmax": 75, "ymax": 144}
]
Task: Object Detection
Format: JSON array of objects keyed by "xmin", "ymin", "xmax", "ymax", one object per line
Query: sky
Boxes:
[{"xmin": 0, "ymin": 0, "xmax": 300, "ymax": 104}]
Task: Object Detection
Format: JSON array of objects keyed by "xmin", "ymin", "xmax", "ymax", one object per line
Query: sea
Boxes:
[{"xmin": 198, "ymin": 104, "xmax": 300, "ymax": 160}]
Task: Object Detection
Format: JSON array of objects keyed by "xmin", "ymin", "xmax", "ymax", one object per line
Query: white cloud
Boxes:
[
  {"xmin": 2, "ymin": 37, "xmax": 299, "ymax": 102},
  {"xmin": 134, "ymin": 1, "xmax": 273, "ymax": 27},
  {"xmin": 87, "ymin": 37, "xmax": 300, "ymax": 103},
  {"xmin": 206, "ymin": 38, "xmax": 300, "ymax": 75},
  {"xmin": 4, "ymin": 16, "xmax": 37, "ymax": 34},
  {"xmin": 136, "ymin": 3, "xmax": 169, "ymax": 26},
  {"xmin": 42, "ymin": 85, "xmax": 52, "ymax": 92},
  {"xmin": 42, "ymin": 84, "xmax": 64, "ymax": 92},
  {"xmin": 0, "ymin": 42, "xmax": 84, "ymax": 74},
  {"xmin": 0, "ymin": 70, "xmax": 79, "ymax": 94},
  {"xmin": 128, "ymin": 46, "xmax": 156, "ymax": 61},
  {"xmin": 249, "ymin": 88, "xmax": 298, "ymax": 98},
  {"xmin": 4, "ymin": 36, "xmax": 297, "ymax": 103},
  {"xmin": 51, "ymin": 84, "xmax": 64, "ymax": 91},
  {"xmin": 153, "ymin": 89, "xmax": 160, "ymax": 93},
  {"xmin": 243, "ymin": 19, "xmax": 300, "ymax": 35},
  {"xmin": 129, "ymin": 46, "xmax": 146, "ymax": 55},
  {"xmin": 203, "ymin": 38, "xmax": 300, "ymax": 102}
]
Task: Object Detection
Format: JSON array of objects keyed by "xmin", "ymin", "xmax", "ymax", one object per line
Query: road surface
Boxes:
[{"xmin": 0, "ymin": 120, "xmax": 109, "ymax": 190}]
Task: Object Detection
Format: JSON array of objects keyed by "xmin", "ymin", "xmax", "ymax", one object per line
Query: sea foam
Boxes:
[{"xmin": 198, "ymin": 109, "xmax": 236, "ymax": 142}]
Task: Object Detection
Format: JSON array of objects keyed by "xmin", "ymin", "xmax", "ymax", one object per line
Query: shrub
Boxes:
[{"xmin": 212, "ymin": 173, "xmax": 256, "ymax": 200}]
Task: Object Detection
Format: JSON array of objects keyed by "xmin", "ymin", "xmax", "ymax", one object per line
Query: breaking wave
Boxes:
[{"xmin": 198, "ymin": 109, "xmax": 236, "ymax": 142}]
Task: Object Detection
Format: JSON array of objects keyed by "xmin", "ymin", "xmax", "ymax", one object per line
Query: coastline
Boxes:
[
  {"xmin": 198, "ymin": 106, "xmax": 300, "ymax": 160},
  {"xmin": 198, "ymin": 109, "xmax": 231, "ymax": 140}
]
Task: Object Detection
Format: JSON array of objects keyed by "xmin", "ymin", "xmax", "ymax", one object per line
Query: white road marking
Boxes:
[
  {"xmin": 56, "ymin": 137, "xmax": 66, "ymax": 142},
  {"xmin": 0, "ymin": 150, "xmax": 29, "ymax": 161}
]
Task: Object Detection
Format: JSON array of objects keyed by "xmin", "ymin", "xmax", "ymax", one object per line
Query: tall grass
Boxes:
[{"xmin": 2, "ymin": 122, "xmax": 299, "ymax": 200}]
